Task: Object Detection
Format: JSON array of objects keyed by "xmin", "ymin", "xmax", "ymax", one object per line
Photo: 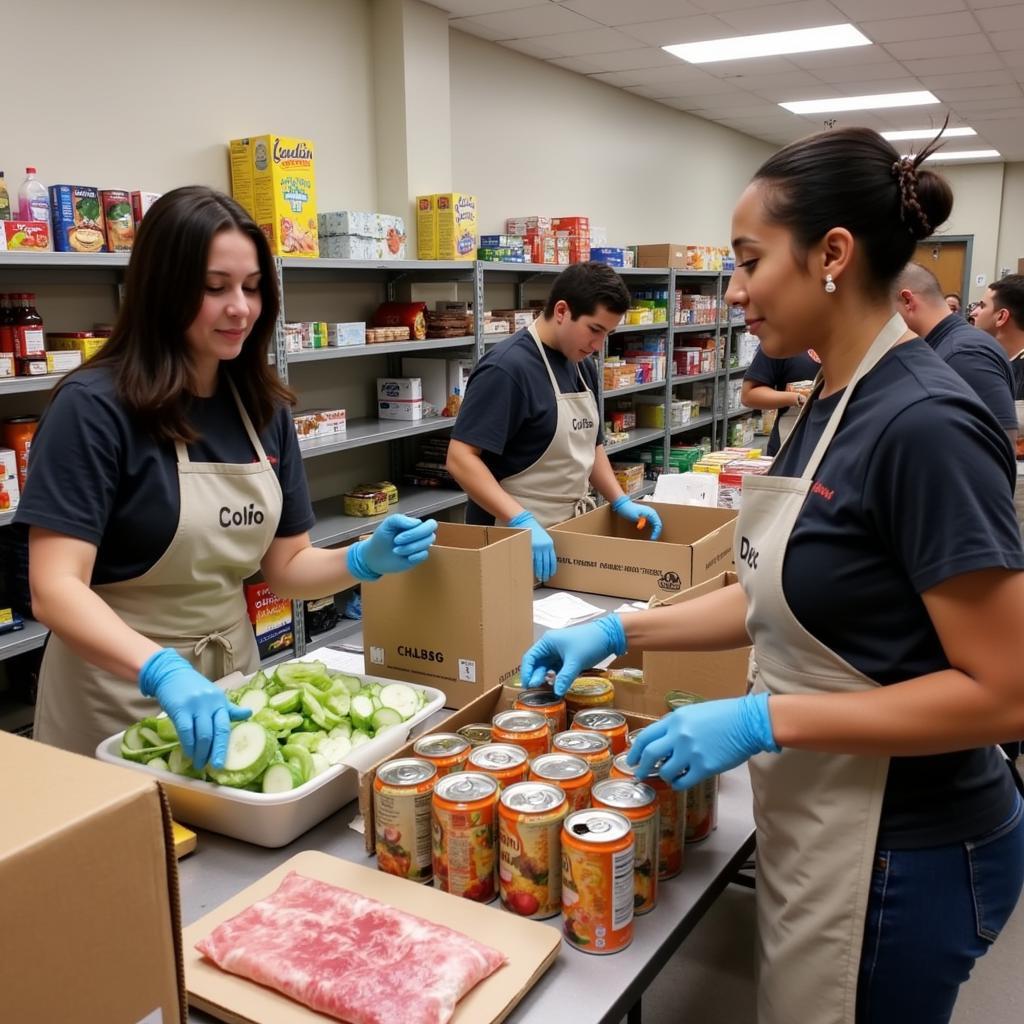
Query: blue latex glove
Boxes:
[
  {"xmin": 611, "ymin": 495, "xmax": 662, "ymax": 540},
  {"xmin": 520, "ymin": 614, "xmax": 627, "ymax": 696},
  {"xmin": 626, "ymin": 692, "xmax": 780, "ymax": 790},
  {"xmin": 347, "ymin": 514, "xmax": 437, "ymax": 581},
  {"xmin": 508, "ymin": 510, "xmax": 557, "ymax": 583},
  {"xmin": 138, "ymin": 648, "xmax": 250, "ymax": 772}
]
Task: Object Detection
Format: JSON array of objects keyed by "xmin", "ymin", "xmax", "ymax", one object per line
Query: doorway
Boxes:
[{"xmin": 913, "ymin": 235, "xmax": 973, "ymax": 306}]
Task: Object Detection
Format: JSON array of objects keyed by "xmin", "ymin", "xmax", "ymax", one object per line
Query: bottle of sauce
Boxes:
[
  {"xmin": 0, "ymin": 296, "xmax": 14, "ymax": 355},
  {"xmin": 13, "ymin": 294, "xmax": 45, "ymax": 369},
  {"xmin": 0, "ymin": 172, "xmax": 11, "ymax": 221}
]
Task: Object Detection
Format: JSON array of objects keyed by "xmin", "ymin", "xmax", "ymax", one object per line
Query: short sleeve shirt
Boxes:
[{"xmin": 743, "ymin": 348, "xmax": 821, "ymax": 455}]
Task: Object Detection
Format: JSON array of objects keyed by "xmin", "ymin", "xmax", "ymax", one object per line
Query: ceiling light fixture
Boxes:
[
  {"xmin": 664, "ymin": 23, "xmax": 870, "ymax": 64},
  {"xmin": 882, "ymin": 127, "xmax": 976, "ymax": 141},
  {"xmin": 908, "ymin": 149, "xmax": 1001, "ymax": 161},
  {"xmin": 780, "ymin": 90, "xmax": 938, "ymax": 114}
]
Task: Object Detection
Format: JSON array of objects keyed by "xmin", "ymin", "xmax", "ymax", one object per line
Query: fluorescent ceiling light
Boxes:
[
  {"xmin": 907, "ymin": 149, "xmax": 1001, "ymax": 161},
  {"xmin": 780, "ymin": 90, "xmax": 938, "ymax": 114},
  {"xmin": 882, "ymin": 127, "xmax": 976, "ymax": 141},
  {"xmin": 664, "ymin": 23, "xmax": 870, "ymax": 64}
]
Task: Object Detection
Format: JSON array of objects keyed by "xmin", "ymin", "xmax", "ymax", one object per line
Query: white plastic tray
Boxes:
[{"xmin": 95, "ymin": 651, "xmax": 444, "ymax": 847}]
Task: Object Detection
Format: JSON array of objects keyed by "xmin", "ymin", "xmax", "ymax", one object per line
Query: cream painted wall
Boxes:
[
  {"xmin": 996, "ymin": 163, "xmax": 1024, "ymax": 281},
  {"xmin": 7, "ymin": 0, "xmax": 376, "ymax": 210},
  {"xmin": 448, "ymin": 31, "xmax": 772, "ymax": 246}
]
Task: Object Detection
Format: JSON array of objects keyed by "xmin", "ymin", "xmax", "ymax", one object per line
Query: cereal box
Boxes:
[
  {"xmin": 130, "ymin": 191, "xmax": 161, "ymax": 228},
  {"xmin": 416, "ymin": 193, "xmax": 476, "ymax": 260},
  {"xmin": 100, "ymin": 190, "xmax": 135, "ymax": 251},
  {"xmin": 1, "ymin": 221, "xmax": 49, "ymax": 251},
  {"xmin": 49, "ymin": 185, "xmax": 107, "ymax": 253},
  {"xmin": 244, "ymin": 581, "xmax": 294, "ymax": 659},
  {"xmin": 229, "ymin": 134, "xmax": 318, "ymax": 258}
]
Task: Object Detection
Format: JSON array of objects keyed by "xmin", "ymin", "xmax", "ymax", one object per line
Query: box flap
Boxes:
[{"xmin": 183, "ymin": 850, "xmax": 560, "ymax": 1024}]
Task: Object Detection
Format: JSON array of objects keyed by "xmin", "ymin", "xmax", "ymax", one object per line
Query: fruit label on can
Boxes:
[
  {"xmin": 499, "ymin": 809, "xmax": 564, "ymax": 919},
  {"xmin": 374, "ymin": 787, "xmax": 433, "ymax": 882}
]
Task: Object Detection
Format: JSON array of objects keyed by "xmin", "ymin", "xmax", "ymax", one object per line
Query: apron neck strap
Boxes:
[
  {"xmin": 527, "ymin": 321, "xmax": 590, "ymax": 394},
  {"xmin": 173, "ymin": 376, "xmax": 272, "ymax": 466}
]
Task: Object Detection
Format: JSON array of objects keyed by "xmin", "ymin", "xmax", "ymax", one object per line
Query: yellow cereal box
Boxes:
[
  {"xmin": 229, "ymin": 135, "xmax": 319, "ymax": 258},
  {"xmin": 416, "ymin": 193, "xmax": 476, "ymax": 261}
]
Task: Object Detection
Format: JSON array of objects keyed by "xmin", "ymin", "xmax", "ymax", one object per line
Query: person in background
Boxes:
[
  {"xmin": 945, "ymin": 292, "xmax": 962, "ymax": 315},
  {"xmin": 17, "ymin": 187, "xmax": 437, "ymax": 770},
  {"xmin": 520, "ymin": 127, "xmax": 1024, "ymax": 1024},
  {"xmin": 972, "ymin": 275, "xmax": 1024, "ymax": 401},
  {"xmin": 741, "ymin": 347, "xmax": 821, "ymax": 455},
  {"xmin": 446, "ymin": 262, "xmax": 662, "ymax": 584},
  {"xmin": 896, "ymin": 262, "xmax": 1017, "ymax": 447}
]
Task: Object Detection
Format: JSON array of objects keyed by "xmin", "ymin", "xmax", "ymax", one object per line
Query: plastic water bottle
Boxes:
[{"xmin": 18, "ymin": 168, "xmax": 49, "ymax": 223}]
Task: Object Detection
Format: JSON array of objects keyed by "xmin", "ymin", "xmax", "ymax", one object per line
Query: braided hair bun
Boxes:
[{"xmin": 892, "ymin": 153, "xmax": 954, "ymax": 242}]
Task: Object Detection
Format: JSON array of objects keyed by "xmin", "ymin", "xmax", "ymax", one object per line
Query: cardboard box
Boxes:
[
  {"xmin": 45, "ymin": 349, "xmax": 83, "ymax": 374},
  {"xmin": 377, "ymin": 376, "xmax": 422, "ymax": 401},
  {"xmin": 49, "ymin": 184, "xmax": 107, "ymax": 253},
  {"xmin": 416, "ymin": 192, "xmax": 477, "ymax": 260},
  {"xmin": 131, "ymin": 190, "xmax": 161, "ymax": 227},
  {"xmin": 377, "ymin": 398, "xmax": 424, "ymax": 421},
  {"xmin": 549, "ymin": 502, "xmax": 736, "ymax": 599},
  {"xmin": 0, "ymin": 732, "xmax": 185, "ymax": 1023},
  {"xmin": 637, "ymin": 243, "xmax": 688, "ymax": 269},
  {"xmin": 362, "ymin": 523, "xmax": 533, "ymax": 707},
  {"xmin": 400, "ymin": 356, "xmax": 473, "ymax": 416},
  {"xmin": 0, "ymin": 353, "xmax": 13, "ymax": 378}
]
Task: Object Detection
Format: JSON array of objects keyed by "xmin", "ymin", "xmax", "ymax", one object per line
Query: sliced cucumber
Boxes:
[
  {"xmin": 122, "ymin": 740, "xmax": 178, "ymax": 763},
  {"xmin": 282, "ymin": 743, "xmax": 315, "ymax": 784},
  {"xmin": 287, "ymin": 731, "xmax": 326, "ymax": 751},
  {"xmin": 310, "ymin": 752, "xmax": 330, "ymax": 777},
  {"xmin": 378, "ymin": 683, "xmax": 420, "ymax": 721},
  {"xmin": 261, "ymin": 762, "xmax": 300, "ymax": 793},
  {"xmin": 333, "ymin": 673, "xmax": 363, "ymax": 696},
  {"xmin": 205, "ymin": 723, "xmax": 277, "ymax": 787},
  {"xmin": 371, "ymin": 707, "xmax": 403, "ymax": 732},
  {"xmin": 329, "ymin": 721, "xmax": 352, "ymax": 740},
  {"xmin": 238, "ymin": 689, "xmax": 269, "ymax": 713},
  {"xmin": 148, "ymin": 757, "xmax": 169, "ymax": 772},
  {"xmin": 350, "ymin": 729, "xmax": 372, "ymax": 748},
  {"xmin": 139, "ymin": 726, "xmax": 164, "ymax": 747},
  {"xmin": 154, "ymin": 716, "xmax": 178, "ymax": 743},
  {"xmin": 276, "ymin": 660, "xmax": 331, "ymax": 691},
  {"xmin": 268, "ymin": 688, "xmax": 301, "ymax": 713},
  {"xmin": 325, "ymin": 691, "xmax": 350, "ymax": 718},
  {"xmin": 247, "ymin": 670, "xmax": 270, "ymax": 690},
  {"xmin": 318, "ymin": 735, "xmax": 352, "ymax": 765},
  {"xmin": 350, "ymin": 694, "xmax": 375, "ymax": 731},
  {"xmin": 123, "ymin": 723, "xmax": 147, "ymax": 752},
  {"xmin": 168, "ymin": 747, "xmax": 203, "ymax": 779}
]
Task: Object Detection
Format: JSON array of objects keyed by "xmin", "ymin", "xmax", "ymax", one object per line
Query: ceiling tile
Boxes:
[
  {"xmin": 677, "ymin": 92, "xmax": 782, "ymax": 110},
  {"xmin": 699, "ymin": 56, "xmax": 808, "ymax": 79},
  {"xmin": 721, "ymin": 69, "xmax": 839, "ymax": 92},
  {"xmin": 546, "ymin": 54, "xmax": 618, "ymax": 73},
  {"xmin": 902, "ymin": 52, "xmax": 1006, "ymax": 75},
  {"xmin": 558, "ymin": 0, "xmax": 704, "ymax": 26},
  {"xmin": 916, "ymin": 68, "xmax": 1014, "ymax": 88},
  {"xmin": 813, "ymin": 57, "xmax": 911, "ymax": 81},
  {"xmin": 806, "ymin": 75, "xmax": 926, "ymax": 94},
  {"xmin": 501, "ymin": 36, "xmax": 570, "ymax": 59},
  {"xmin": 992, "ymin": 28, "xmax": 1024, "ymax": 51},
  {"xmin": 884, "ymin": 34, "xmax": 993, "ymax": 59},
  {"xmin": 934, "ymin": 83, "xmax": 1023, "ymax": 101},
  {"xmin": 689, "ymin": 0, "xmax": 830, "ymax": 11},
  {"xmin": 788, "ymin": 45, "xmax": 900, "ymax": 69},
  {"xmin": 860, "ymin": 11, "xmax": 978, "ymax": 42},
  {"xmin": 533, "ymin": 26, "xmax": 645, "ymax": 55},
  {"xmin": 568, "ymin": 46, "xmax": 681, "ymax": 71},
  {"xmin": 965, "ymin": 0, "xmax": 1023, "ymax": 6},
  {"xmin": 426, "ymin": 0, "xmax": 550, "ymax": 15},
  {"xmin": 944, "ymin": 97, "xmax": 1023, "ymax": 113},
  {"xmin": 616, "ymin": 13, "xmax": 736, "ymax": 46},
  {"xmin": 683, "ymin": 102, "xmax": 789, "ymax": 118},
  {"xmin": 449, "ymin": 5, "xmax": 599, "ymax": 39},
  {"xmin": 974, "ymin": 5, "xmax": 1024, "ymax": 31},
  {"xmin": 832, "ymin": 0, "xmax": 967, "ymax": 16},
  {"xmin": 715, "ymin": 0, "xmax": 853, "ymax": 33},
  {"xmin": 598, "ymin": 62, "xmax": 730, "ymax": 88},
  {"xmin": 447, "ymin": 19, "xmax": 505, "ymax": 40}
]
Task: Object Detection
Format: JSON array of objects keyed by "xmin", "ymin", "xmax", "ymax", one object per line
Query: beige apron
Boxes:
[
  {"xmin": 499, "ymin": 323, "xmax": 600, "ymax": 529},
  {"xmin": 34, "ymin": 380, "xmax": 283, "ymax": 756},
  {"xmin": 738, "ymin": 314, "xmax": 908, "ymax": 1024}
]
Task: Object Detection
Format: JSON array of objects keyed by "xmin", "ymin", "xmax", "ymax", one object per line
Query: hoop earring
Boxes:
[{"xmin": 824, "ymin": 274, "xmax": 837, "ymax": 294}]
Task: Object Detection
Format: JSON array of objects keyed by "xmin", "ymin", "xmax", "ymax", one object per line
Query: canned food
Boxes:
[
  {"xmin": 374, "ymin": 757, "xmax": 437, "ymax": 883},
  {"xmin": 431, "ymin": 772, "xmax": 499, "ymax": 902},
  {"xmin": 572, "ymin": 709, "xmax": 629, "ymax": 755},
  {"xmin": 565, "ymin": 676, "xmax": 615, "ymax": 723},
  {"xmin": 514, "ymin": 688, "xmax": 567, "ymax": 736},
  {"xmin": 553, "ymin": 730, "xmax": 613, "ymax": 782},
  {"xmin": 413, "ymin": 733, "xmax": 471, "ymax": 777},
  {"xmin": 610, "ymin": 753, "xmax": 684, "ymax": 879},
  {"xmin": 591, "ymin": 779, "xmax": 659, "ymax": 915},
  {"xmin": 686, "ymin": 774, "xmax": 719, "ymax": 844},
  {"xmin": 457, "ymin": 723, "xmax": 493, "ymax": 748},
  {"xmin": 2, "ymin": 416, "xmax": 39, "ymax": 492},
  {"xmin": 499, "ymin": 782, "xmax": 568, "ymax": 919},
  {"xmin": 625, "ymin": 728, "xmax": 644, "ymax": 748},
  {"xmin": 492, "ymin": 709, "xmax": 550, "ymax": 760},
  {"xmin": 665, "ymin": 689, "xmax": 706, "ymax": 711},
  {"xmin": 561, "ymin": 809, "xmax": 635, "ymax": 954},
  {"xmin": 529, "ymin": 753, "xmax": 594, "ymax": 812},
  {"xmin": 467, "ymin": 743, "xmax": 529, "ymax": 790}
]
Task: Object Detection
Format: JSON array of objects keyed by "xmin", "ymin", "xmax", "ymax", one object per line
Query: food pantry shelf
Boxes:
[
  {"xmin": 612, "ymin": 323, "xmax": 669, "ymax": 335},
  {"xmin": 729, "ymin": 363, "xmax": 752, "ymax": 375},
  {"xmin": 309, "ymin": 488, "xmax": 467, "ymax": 549},
  {"xmin": 0, "ymin": 509, "xmax": 14, "ymax": 528},
  {"xmin": 604, "ymin": 427, "xmax": 665, "ymax": 454},
  {"xmin": 286, "ymin": 337, "xmax": 475, "ymax": 361},
  {"xmin": 280, "ymin": 257, "xmax": 475, "ymax": 275},
  {"xmin": 298, "ymin": 417, "xmax": 456, "ymax": 458},
  {"xmin": 605, "ymin": 379, "xmax": 666, "ymax": 399},
  {"xmin": 674, "ymin": 322, "xmax": 730, "ymax": 335},
  {"xmin": 670, "ymin": 413, "xmax": 715, "ymax": 436},
  {"xmin": 0, "ymin": 374, "xmax": 64, "ymax": 395},
  {"xmin": 0, "ymin": 618, "xmax": 49, "ymax": 662},
  {"xmin": 673, "ymin": 370, "xmax": 719, "ymax": 385},
  {"xmin": 0, "ymin": 252, "xmax": 130, "ymax": 270}
]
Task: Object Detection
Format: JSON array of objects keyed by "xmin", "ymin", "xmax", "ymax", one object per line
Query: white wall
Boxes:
[
  {"xmin": 448, "ymin": 31, "xmax": 772, "ymax": 246},
  {"xmin": 996, "ymin": 163, "xmax": 1024, "ymax": 281},
  {"xmin": 935, "ymin": 163, "xmax": 1005, "ymax": 301},
  {"xmin": 7, "ymin": 0, "xmax": 377, "ymax": 210}
]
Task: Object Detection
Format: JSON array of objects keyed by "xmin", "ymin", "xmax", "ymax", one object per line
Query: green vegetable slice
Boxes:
[{"xmin": 378, "ymin": 683, "xmax": 419, "ymax": 721}]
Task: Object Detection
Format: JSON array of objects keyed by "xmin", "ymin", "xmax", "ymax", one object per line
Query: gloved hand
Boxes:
[
  {"xmin": 508, "ymin": 510, "xmax": 557, "ymax": 583},
  {"xmin": 611, "ymin": 496, "xmax": 662, "ymax": 540},
  {"xmin": 347, "ymin": 514, "xmax": 437, "ymax": 581},
  {"xmin": 627, "ymin": 692, "xmax": 780, "ymax": 790},
  {"xmin": 138, "ymin": 648, "xmax": 250, "ymax": 772},
  {"xmin": 520, "ymin": 614, "xmax": 627, "ymax": 695}
]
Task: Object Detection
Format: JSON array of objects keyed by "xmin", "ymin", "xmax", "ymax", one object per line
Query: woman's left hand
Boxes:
[
  {"xmin": 611, "ymin": 496, "xmax": 662, "ymax": 539},
  {"xmin": 347, "ymin": 514, "xmax": 438, "ymax": 580},
  {"xmin": 627, "ymin": 692, "xmax": 780, "ymax": 790}
]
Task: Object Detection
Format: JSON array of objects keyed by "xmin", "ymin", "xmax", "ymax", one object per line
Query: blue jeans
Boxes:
[{"xmin": 857, "ymin": 793, "xmax": 1024, "ymax": 1024}]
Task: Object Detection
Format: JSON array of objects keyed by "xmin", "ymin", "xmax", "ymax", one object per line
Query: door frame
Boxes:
[{"xmin": 919, "ymin": 233, "xmax": 974, "ymax": 305}]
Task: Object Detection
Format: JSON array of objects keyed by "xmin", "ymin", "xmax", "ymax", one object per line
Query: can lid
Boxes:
[
  {"xmin": 592, "ymin": 779, "xmax": 656, "ymax": 809},
  {"xmin": 612, "ymin": 753, "xmax": 636, "ymax": 776},
  {"xmin": 553, "ymin": 730, "xmax": 610, "ymax": 754},
  {"xmin": 530, "ymin": 753, "xmax": 589, "ymax": 781},
  {"xmin": 377, "ymin": 757, "xmax": 437, "ymax": 787},
  {"xmin": 492, "ymin": 709, "xmax": 546, "ymax": 733},
  {"xmin": 625, "ymin": 729, "xmax": 644, "ymax": 747},
  {"xmin": 457, "ymin": 723, "xmax": 493, "ymax": 741},
  {"xmin": 515, "ymin": 689, "xmax": 564, "ymax": 709},
  {"xmin": 413, "ymin": 733, "xmax": 470, "ymax": 758},
  {"xmin": 568, "ymin": 677, "xmax": 613, "ymax": 697},
  {"xmin": 434, "ymin": 771, "xmax": 498, "ymax": 802},
  {"xmin": 500, "ymin": 781, "xmax": 566, "ymax": 812},
  {"xmin": 665, "ymin": 689, "xmax": 707, "ymax": 709},
  {"xmin": 564, "ymin": 808, "xmax": 632, "ymax": 843},
  {"xmin": 574, "ymin": 709, "xmax": 626, "ymax": 730},
  {"xmin": 468, "ymin": 743, "xmax": 528, "ymax": 770}
]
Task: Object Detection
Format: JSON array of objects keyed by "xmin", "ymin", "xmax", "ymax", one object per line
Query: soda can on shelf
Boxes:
[
  {"xmin": 498, "ymin": 781, "xmax": 568, "ymax": 919},
  {"xmin": 431, "ymin": 772, "xmax": 499, "ymax": 903},
  {"xmin": 373, "ymin": 757, "xmax": 437, "ymax": 883}
]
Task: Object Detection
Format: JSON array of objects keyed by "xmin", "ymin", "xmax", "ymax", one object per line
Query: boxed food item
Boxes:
[
  {"xmin": 506, "ymin": 216, "xmax": 551, "ymax": 234},
  {"xmin": 319, "ymin": 234, "xmax": 407, "ymax": 260},
  {"xmin": 293, "ymin": 408, "xmax": 347, "ymax": 441},
  {"xmin": 611, "ymin": 461, "xmax": 646, "ymax": 495},
  {"xmin": 362, "ymin": 522, "xmax": 533, "ymax": 708},
  {"xmin": 318, "ymin": 210, "xmax": 406, "ymax": 239},
  {"xmin": 590, "ymin": 247, "xmax": 625, "ymax": 266},
  {"xmin": 343, "ymin": 487, "xmax": 389, "ymax": 516},
  {"xmin": 480, "ymin": 234, "xmax": 524, "ymax": 248},
  {"xmin": 1, "ymin": 220, "xmax": 49, "ymax": 250},
  {"xmin": 377, "ymin": 377, "xmax": 422, "ymax": 402},
  {"xmin": 44, "ymin": 350, "xmax": 82, "ymax": 374},
  {"xmin": 244, "ymin": 581, "xmax": 294, "ymax": 659},
  {"xmin": 366, "ymin": 326, "xmax": 411, "ymax": 344},
  {"xmin": 1, "ymin": 732, "xmax": 185, "ymax": 1023},
  {"xmin": 49, "ymin": 185, "xmax": 106, "ymax": 253},
  {"xmin": 130, "ymin": 190, "xmax": 161, "ymax": 227},
  {"xmin": 0, "ymin": 448, "xmax": 20, "ymax": 506},
  {"xmin": 549, "ymin": 502, "xmax": 736, "ymax": 600},
  {"xmin": 229, "ymin": 135, "xmax": 318, "ymax": 257},
  {"xmin": 99, "ymin": 189, "xmax": 135, "ymax": 251},
  {"xmin": 378, "ymin": 399, "xmax": 424, "ymax": 421},
  {"xmin": 400, "ymin": 356, "xmax": 473, "ymax": 417},
  {"xmin": 326, "ymin": 321, "xmax": 365, "ymax": 347},
  {"xmin": 416, "ymin": 192, "xmax": 477, "ymax": 260},
  {"xmin": 0, "ymin": 354, "xmax": 13, "ymax": 378},
  {"xmin": 372, "ymin": 301, "xmax": 427, "ymax": 340}
]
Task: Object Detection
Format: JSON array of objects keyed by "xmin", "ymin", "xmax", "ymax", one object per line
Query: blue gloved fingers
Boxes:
[
  {"xmin": 538, "ymin": 546, "xmax": 556, "ymax": 583},
  {"xmin": 520, "ymin": 643, "xmax": 551, "ymax": 688},
  {"xmin": 646, "ymin": 508, "xmax": 663, "ymax": 541},
  {"xmin": 172, "ymin": 710, "xmax": 197, "ymax": 764},
  {"xmin": 633, "ymin": 734, "xmax": 674, "ymax": 781},
  {"xmin": 191, "ymin": 710, "xmax": 216, "ymax": 773},
  {"xmin": 391, "ymin": 518, "xmax": 437, "ymax": 550},
  {"xmin": 658, "ymin": 744, "xmax": 694, "ymax": 787},
  {"xmin": 551, "ymin": 653, "xmax": 584, "ymax": 697},
  {"xmin": 227, "ymin": 703, "xmax": 252, "ymax": 721},
  {"xmin": 626, "ymin": 717, "xmax": 669, "ymax": 768},
  {"xmin": 403, "ymin": 549, "xmax": 431, "ymax": 566},
  {"xmin": 209, "ymin": 705, "xmax": 233, "ymax": 770},
  {"xmin": 382, "ymin": 513, "xmax": 425, "ymax": 534}
]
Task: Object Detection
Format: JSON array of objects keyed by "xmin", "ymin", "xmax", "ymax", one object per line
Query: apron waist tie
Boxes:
[
  {"xmin": 574, "ymin": 495, "xmax": 597, "ymax": 517},
  {"xmin": 193, "ymin": 631, "xmax": 235, "ymax": 675}
]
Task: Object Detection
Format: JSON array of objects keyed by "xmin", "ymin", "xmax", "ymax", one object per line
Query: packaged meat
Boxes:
[{"xmin": 195, "ymin": 871, "xmax": 508, "ymax": 1024}]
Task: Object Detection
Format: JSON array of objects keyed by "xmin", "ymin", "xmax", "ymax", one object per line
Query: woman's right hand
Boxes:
[
  {"xmin": 520, "ymin": 614, "xmax": 628, "ymax": 695},
  {"xmin": 138, "ymin": 648, "xmax": 250, "ymax": 771}
]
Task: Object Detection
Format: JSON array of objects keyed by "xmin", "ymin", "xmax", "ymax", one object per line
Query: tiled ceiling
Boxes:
[{"xmin": 430, "ymin": 0, "xmax": 1024, "ymax": 159}]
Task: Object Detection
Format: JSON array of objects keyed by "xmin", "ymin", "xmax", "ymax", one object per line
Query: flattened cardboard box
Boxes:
[
  {"xmin": 361, "ymin": 523, "xmax": 533, "ymax": 708},
  {"xmin": 550, "ymin": 502, "xmax": 736, "ymax": 600},
  {"xmin": 0, "ymin": 732, "xmax": 185, "ymax": 1024},
  {"xmin": 184, "ymin": 849, "xmax": 558, "ymax": 1024},
  {"xmin": 611, "ymin": 572, "xmax": 750, "ymax": 714}
]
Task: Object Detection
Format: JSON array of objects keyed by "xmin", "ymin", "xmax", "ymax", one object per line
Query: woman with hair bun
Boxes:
[{"xmin": 521, "ymin": 128, "xmax": 1024, "ymax": 1023}]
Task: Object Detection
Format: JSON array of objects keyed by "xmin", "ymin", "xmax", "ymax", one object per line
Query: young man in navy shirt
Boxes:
[
  {"xmin": 741, "ymin": 347, "xmax": 820, "ymax": 455},
  {"xmin": 973, "ymin": 274, "xmax": 1024, "ymax": 402}
]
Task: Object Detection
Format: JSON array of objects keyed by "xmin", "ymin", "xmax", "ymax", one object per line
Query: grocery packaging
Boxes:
[
  {"xmin": 0, "ymin": 447, "xmax": 20, "ymax": 507},
  {"xmin": 49, "ymin": 185, "xmax": 106, "ymax": 253},
  {"xmin": 416, "ymin": 192, "xmax": 477, "ymax": 260},
  {"xmin": 318, "ymin": 210, "xmax": 407, "ymax": 260},
  {"xmin": 17, "ymin": 168, "xmax": 49, "ymax": 226},
  {"xmin": 1, "ymin": 220, "xmax": 49, "ymax": 250},
  {"xmin": 590, "ymin": 247, "xmax": 625, "ymax": 266},
  {"xmin": 292, "ymin": 408, "xmax": 347, "ymax": 442},
  {"xmin": 344, "ymin": 488, "xmax": 389, "ymax": 516},
  {"xmin": 244, "ymin": 581, "xmax": 294, "ymax": 659},
  {"xmin": 378, "ymin": 399, "xmax": 424, "ymax": 421},
  {"xmin": 130, "ymin": 190, "xmax": 161, "ymax": 227},
  {"xmin": 99, "ymin": 189, "xmax": 134, "ymax": 251},
  {"xmin": 44, "ymin": 350, "xmax": 82, "ymax": 373},
  {"xmin": 229, "ymin": 134, "xmax": 318, "ymax": 257},
  {"xmin": 325, "ymin": 321, "xmax": 365, "ymax": 347},
  {"xmin": 373, "ymin": 301, "xmax": 427, "ymax": 340},
  {"xmin": 46, "ymin": 331, "xmax": 107, "ymax": 361},
  {"xmin": 0, "ymin": 172, "xmax": 10, "ymax": 220},
  {"xmin": 378, "ymin": 376, "xmax": 425, "ymax": 420}
]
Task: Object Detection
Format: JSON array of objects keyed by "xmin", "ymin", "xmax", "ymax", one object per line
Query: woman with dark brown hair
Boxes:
[
  {"xmin": 523, "ymin": 129, "xmax": 1024, "ymax": 1023},
  {"xmin": 17, "ymin": 186, "xmax": 436, "ymax": 770}
]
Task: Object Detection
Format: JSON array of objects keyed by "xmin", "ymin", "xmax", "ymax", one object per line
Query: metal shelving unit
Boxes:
[
  {"xmin": 287, "ymin": 336, "xmax": 475, "ymax": 361},
  {"xmin": 0, "ymin": 619, "xmax": 49, "ymax": 660},
  {"xmin": 298, "ymin": 416, "xmax": 456, "ymax": 459}
]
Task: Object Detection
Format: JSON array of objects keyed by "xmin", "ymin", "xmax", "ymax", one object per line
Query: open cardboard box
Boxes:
[
  {"xmin": 549, "ymin": 502, "xmax": 736, "ymax": 600},
  {"xmin": 1, "ymin": 732, "xmax": 186, "ymax": 1024}
]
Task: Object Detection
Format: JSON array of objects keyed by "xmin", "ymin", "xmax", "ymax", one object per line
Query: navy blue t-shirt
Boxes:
[
  {"xmin": 1011, "ymin": 352, "xmax": 1024, "ymax": 402},
  {"xmin": 926, "ymin": 313, "xmax": 1017, "ymax": 430},
  {"xmin": 744, "ymin": 347, "xmax": 820, "ymax": 455},
  {"xmin": 773, "ymin": 338, "xmax": 1023, "ymax": 848},
  {"xmin": 15, "ymin": 367, "xmax": 315, "ymax": 585},
  {"xmin": 452, "ymin": 327, "xmax": 603, "ymax": 525}
]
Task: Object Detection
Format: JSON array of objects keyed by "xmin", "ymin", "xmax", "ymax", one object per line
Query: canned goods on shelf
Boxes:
[
  {"xmin": 492, "ymin": 709, "xmax": 550, "ymax": 760},
  {"xmin": 572, "ymin": 709, "xmax": 629, "ymax": 755},
  {"xmin": 413, "ymin": 732, "xmax": 471, "ymax": 777},
  {"xmin": 591, "ymin": 779, "xmax": 659, "ymax": 915},
  {"xmin": 467, "ymin": 742, "xmax": 530, "ymax": 790},
  {"xmin": 529, "ymin": 753, "xmax": 594, "ymax": 813},
  {"xmin": 553, "ymin": 729, "xmax": 613, "ymax": 782},
  {"xmin": 374, "ymin": 757, "xmax": 437, "ymax": 883},
  {"xmin": 498, "ymin": 781, "xmax": 568, "ymax": 919},
  {"xmin": 431, "ymin": 771, "xmax": 499, "ymax": 902}
]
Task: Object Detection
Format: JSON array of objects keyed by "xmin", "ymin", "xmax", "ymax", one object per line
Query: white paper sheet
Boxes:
[{"xmin": 532, "ymin": 592, "xmax": 606, "ymax": 629}]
